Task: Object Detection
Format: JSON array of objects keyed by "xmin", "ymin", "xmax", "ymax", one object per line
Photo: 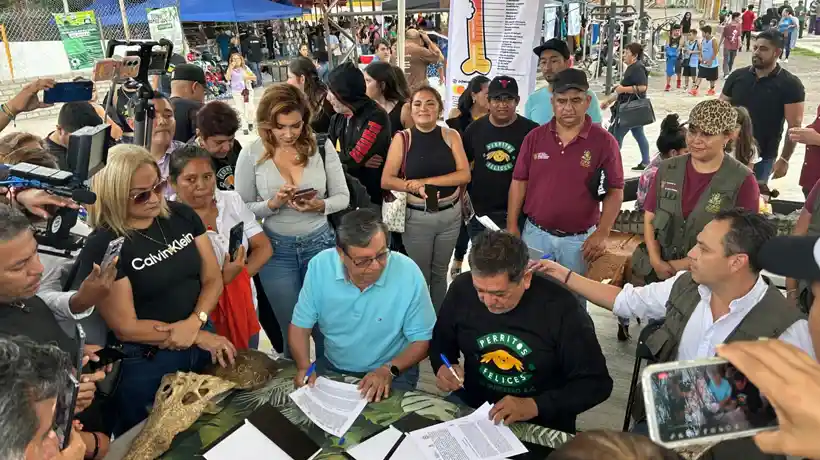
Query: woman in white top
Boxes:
[
  {"xmin": 170, "ymin": 144, "xmax": 273, "ymax": 349},
  {"xmin": 235, "ymin": 83, "xmax": 349, "ymax": 358}
]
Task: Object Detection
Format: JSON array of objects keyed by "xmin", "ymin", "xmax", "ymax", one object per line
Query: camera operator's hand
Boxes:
[
  {"xmin": 70, "ymin": 261, "xmax": 117, "ymax": 312},
  {"xmin": 7, "ymin": 78, "xmax": 55, "ymax": 115},
  {"xmin": 13, "ymin": 188, "xmax": 78, "ymax": 219},
  {"xmin": 718, "ymin": 339, "xmax": 820, "ymax": 459}
]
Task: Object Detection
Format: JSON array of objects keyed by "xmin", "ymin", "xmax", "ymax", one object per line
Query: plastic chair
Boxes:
[{"xmin": 622, "ymin": 319, "xmax": 665, "ymax": 431}]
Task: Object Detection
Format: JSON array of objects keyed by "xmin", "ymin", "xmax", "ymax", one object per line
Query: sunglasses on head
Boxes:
[{"xmin": 130, "ymin": 180, "xmax": 166, "ymax": 204}]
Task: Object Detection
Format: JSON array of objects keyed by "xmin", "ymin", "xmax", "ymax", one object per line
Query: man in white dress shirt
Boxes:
[{"xmin": 531, "ymin": 208, "xmax": 813, "ymax": 459}]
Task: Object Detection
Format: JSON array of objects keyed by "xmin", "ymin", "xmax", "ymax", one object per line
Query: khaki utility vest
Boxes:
[
  {"xmin": 632, "ymin": 155, "xmax": 750, "ymax": 280},
  {"xmin": 633, "ymin": 272, "xmax": 805, "ymax": 421}
]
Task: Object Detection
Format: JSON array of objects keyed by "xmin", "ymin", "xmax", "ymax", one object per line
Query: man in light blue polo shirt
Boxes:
[
  {"xmin": 524, "ymin": 39, "xmax": 603, "ymax": 125},
  {"xmin": 290, "ymin": 209, "xmax": 435, "ymax": 402}
]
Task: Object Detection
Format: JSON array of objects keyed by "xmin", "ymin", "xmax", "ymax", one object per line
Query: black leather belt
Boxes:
[
  {"xmin": 407, "ymin": 197, "xmax": 459, "ymax": 212},
  {"xmin": 528, "ymin": 218, "xmax": 589, "ymax": 237}
]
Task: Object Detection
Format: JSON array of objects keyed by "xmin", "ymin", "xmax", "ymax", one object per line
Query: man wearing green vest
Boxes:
[
  {"xmin": 531, "ymin": 208, "xmax": 814, "ymax": 459},
  {"xmin": 631, "ymin": 99, "xmax": 760, "ymax": 288}
]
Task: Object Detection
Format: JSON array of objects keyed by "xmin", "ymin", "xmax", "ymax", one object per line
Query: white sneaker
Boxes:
[{"xmin": 783, "ymin": 58, "xmax": 789, "ymax": 63}]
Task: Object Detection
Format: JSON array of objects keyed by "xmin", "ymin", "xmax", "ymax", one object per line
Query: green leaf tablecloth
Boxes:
[{"xmin": 154, "ymin": 362, "xmax": 574, "ymax": 459}]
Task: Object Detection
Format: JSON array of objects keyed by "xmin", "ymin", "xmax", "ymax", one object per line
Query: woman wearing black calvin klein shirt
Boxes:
[{"xmin": 75, "ymin": 144, "xmax": 235, "ymax": 436}]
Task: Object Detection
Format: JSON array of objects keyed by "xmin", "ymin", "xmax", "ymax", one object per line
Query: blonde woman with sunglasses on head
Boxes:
[
  {"xmin": 73, "ymin": 144, "xmax": 236, "ymax": 436},
  {"xmin": 226, "ymin": 52, "xmax": 257, "ymax": 135}
]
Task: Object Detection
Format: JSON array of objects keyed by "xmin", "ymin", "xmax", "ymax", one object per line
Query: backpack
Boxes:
[{"xmin": 316, "ymin": 133, "xmax": 373, "ymax": 228}]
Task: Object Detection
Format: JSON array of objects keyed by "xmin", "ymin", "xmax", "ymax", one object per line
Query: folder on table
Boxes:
[{"xmin": 203, "ymin": 404, "xmax": 321, "ymax": 460}]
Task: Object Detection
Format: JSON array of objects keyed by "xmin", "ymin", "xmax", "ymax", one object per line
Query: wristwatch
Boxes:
[
  {"xmin": 386, "ymin": 362, "xmax": 401, "ymax": 378},
  {"xmin": 193, "ymin": 311, "xmax": 208, "ymax": 325}
]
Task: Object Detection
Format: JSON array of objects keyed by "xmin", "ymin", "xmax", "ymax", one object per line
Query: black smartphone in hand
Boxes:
[
  {"xmin": 86, "ymin": 346, "xmax": 127, "ymax": 372},
  {"xmin": 424, "ymin": 184, "xmax": 438, "ymax": 212},
  {"xmin": 228, "ymin": 222, "xmax": 244, "ymax": 262}
]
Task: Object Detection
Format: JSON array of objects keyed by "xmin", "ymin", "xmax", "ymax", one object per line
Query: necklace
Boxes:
[{"xmin": 136, "ymin": 218, "xmax": 170, "ymax": 249}]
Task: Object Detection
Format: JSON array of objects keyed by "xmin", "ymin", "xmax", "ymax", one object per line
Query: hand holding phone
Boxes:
[
  {"xmin": 43, "ymin": 81, "xmax": 94, "ymax": 104},
  {"xmin": 228, "ymin": 222, "xmax": 244, "ymax": 262},
  {"xmin": 642, "ymin": 357, "xmax": 778, "ymax": 449},
  {"xmin": 292, "ymin": 188, "xmax": 318, "ymax": 202}
]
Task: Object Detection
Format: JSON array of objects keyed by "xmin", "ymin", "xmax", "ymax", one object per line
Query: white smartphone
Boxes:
[
  {"xmin": 101, "ymin": 236, "xmax": 124, "ymax": 271},
  {"xmin": 641, "ymin": 358, "xmax": 778, "ymax": 449}
]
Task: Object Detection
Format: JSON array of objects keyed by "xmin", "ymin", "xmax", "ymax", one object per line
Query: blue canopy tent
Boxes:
[{"xmin": 89, "ymin": 0, "xmax": 304, "ymax": 25}]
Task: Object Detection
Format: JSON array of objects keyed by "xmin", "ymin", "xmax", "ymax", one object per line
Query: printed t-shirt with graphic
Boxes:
[
  {"xmin": 722, "ymin": 22, "xmax": 741, "ymax": 50},
  {"xmin": 75, "ymin": 201, "xmax": 206, "ymax": 323},
  {"xmin": 463, "ymin": 115, "xmax": 539, "ymax": 216},
  {"xmin": 643, "ymin": 157, "xmax": 760, "ymax": 217},
  {"xmin": 429, "ymin": 273, "xmax": 613, "ymax": 433},
  {"xmin": 190, "ymin": 137, "xmax": 243, "ymax": 191}
]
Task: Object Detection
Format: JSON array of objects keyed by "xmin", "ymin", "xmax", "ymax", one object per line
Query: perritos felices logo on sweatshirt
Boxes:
[{"xmin": 476, "ymin": 333, "xmax": 535, "ymax": 392}]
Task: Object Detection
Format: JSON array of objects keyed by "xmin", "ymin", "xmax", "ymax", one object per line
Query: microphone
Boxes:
[{"xmin": 0, "ymin": 178, "xmax": 97, "ymax": 205}]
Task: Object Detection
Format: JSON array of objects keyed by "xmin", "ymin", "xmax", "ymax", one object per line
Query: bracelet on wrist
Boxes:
[
  {"xmin": 1, "ymin": 103, "xmax": 16, "ymax": 120},
  {"xmin": 563, "ymin": 270, "xmax": 573, "ymax": 284},
  {"xmin": 90, "ymin": 431, "xmax": 100, "ymax": 459}
]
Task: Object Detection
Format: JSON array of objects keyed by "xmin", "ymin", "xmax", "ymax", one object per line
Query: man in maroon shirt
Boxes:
[
  {"xmin": 791, "ymin": 104, "xmax": 820, "ymax": 197},
  {"xmin": 507, "ymin": 69, "xmax": 624, "ymax": 284},
  {"xmin": 741, "ymin": 6, "xmax": 756, "ymax": 51}
]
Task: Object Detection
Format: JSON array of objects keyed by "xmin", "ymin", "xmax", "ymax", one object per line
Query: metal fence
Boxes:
[{"xmin": 0, "ymin": 0, "xmax": 177, "ymax": 80}]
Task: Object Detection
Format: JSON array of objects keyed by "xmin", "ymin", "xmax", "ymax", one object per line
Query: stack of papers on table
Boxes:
[
  {"xmin": 288, "ymin": 376, "xmax": 368, "ymax": 438},
  {"xmin": 345, "ymin": 403, "xmax": 528, "ymax": 460}
]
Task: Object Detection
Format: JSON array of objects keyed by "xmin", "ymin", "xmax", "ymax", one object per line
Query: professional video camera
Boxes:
[{"xmin": 1, "ymin": 123, "xmax": 110, "ymax": 253}]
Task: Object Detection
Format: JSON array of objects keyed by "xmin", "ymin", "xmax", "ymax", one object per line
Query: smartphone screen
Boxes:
[
  {"xmin": 643, "ymin": 359, "xmax": 778, "ymax": 448},
  {"xmin": 228, "ymin": 222, "xmax": 244, "ymax": 262},
  {"xmin": 54, "ymin": 373, "xmax": 80, "ymax": 450},
  {"xmin": 425, "ymin": 184, "xmax": 438, "ymax": 212},
  {"xmin": 43, "ymin": 81, "xmax": 94, "ymax": 104},
  {"xmin": 101, "ymin": 236, "xmax": 124, "ymax": 271}
]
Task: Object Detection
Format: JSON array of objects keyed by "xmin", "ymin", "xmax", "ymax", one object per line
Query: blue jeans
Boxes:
[
  {"xmin": 247, "ymin": 61, "xmax": 263, "ymax": 87},
  {"xmin": 754, "ymin": 157, "xmax": 775, "ymax": 183},
  {"xmin": 613, "ymin": 123, "xmax": 651, "ymax": 166},
  {"xmin": 522, "ymin": 219, "xmax": 592, "ymax": 312},
  {"xmin": 259, "ymin": 224, "xmax": 334, "ymax": 359},
  {"xmin": 316, "ymin": 355, "xmax": 420, "ymax": 392},
  {"xmin": 113, "ymin": 343, "xmax": 210, "ymax": 436}
]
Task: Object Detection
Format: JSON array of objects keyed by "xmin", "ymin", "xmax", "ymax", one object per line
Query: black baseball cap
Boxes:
[
  {"xmin": 171, "ymin": 64, "xmax": 206, "ymax": 85},
  {"xmin": 551, "ymin": 68, "xmax": 589, "ymax": 93},
  {"xmin": 488, "ymin": 76, "xmax": 519, "ymax": 99},
  {"xmin": 533, "ymin": 38, "xmax": 570, "ymax": 60},
  {"xmin": 758, "ymin": 236, "xmax": 820, "ymax": 280}
]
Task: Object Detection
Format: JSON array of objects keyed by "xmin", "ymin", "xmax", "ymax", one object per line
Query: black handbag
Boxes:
[{"xmin": 617, "ymin": 89, "xmax": 656, "ymax": 129}]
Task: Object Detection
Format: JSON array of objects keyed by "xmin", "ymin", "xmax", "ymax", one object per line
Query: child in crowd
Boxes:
[
  {"xmin": 665, "ymin": 24, "xmax": 683, "ymax": 91},
  {"xmin": 727, "ymin": 106, "xmax": 759, "ymax": 169},
  {"xmin": 635, "ymin": 113, "xmax": 688, "ymax": 211},
  {"xmin": 691, "ymin": 26, "xmax": 719, "ymax": 96},
  {"xmin": 682, "ymin": 29, "xmax": 700, "ymax": 91},
  {"xmin": 225, "ymin": 53, "xmax": 257, "ymax": 135}
]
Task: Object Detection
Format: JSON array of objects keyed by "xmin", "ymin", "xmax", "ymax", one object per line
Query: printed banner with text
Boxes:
[
  {"xmin": 147, "ymin": 6, "xmax": 186, "ymax": 56},
  {"xmin": 444, "ymin": 0, "xmax": 546, "ymax": 115},
  {"xmin": 53, "ymin": 11, "xmax": 104, "ymax": 71}
]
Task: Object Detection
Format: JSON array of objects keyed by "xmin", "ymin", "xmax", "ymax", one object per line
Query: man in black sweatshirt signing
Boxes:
[{"xmin": 429, "ymin": 231, "xmax": 612, "ymax": 433}]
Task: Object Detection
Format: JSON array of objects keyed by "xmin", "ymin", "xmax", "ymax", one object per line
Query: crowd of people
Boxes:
[{"xmin": 2, "ymin": 14, "xmax": 820, "ymax": 460}]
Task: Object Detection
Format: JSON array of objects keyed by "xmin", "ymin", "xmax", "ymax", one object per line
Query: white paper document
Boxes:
[
  {"xmin": 204, "ymin": 420, "xmax": 299, "ymax": 460},
  {"xmin": 289, "ymin": 377, "xmax": 368, "ymax": 437},
  {"xmin": 409, "ymin": 403, "xmax": 528, "ymax": 460},
  {"xmin": 477, "ymin": 215, "xmax": 501, "ymax": 231},
  {"xmin": 346, "ymin": 426, "xmax": 425, "ymax": 460}
]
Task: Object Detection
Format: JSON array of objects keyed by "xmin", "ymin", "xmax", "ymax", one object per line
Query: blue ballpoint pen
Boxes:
[
  {"xmin": 541, "ymin": 253, "xmax": 555, "ymax": 261},
  {"xmin": 439, "ymin": 354, "xmax": 464, "ymax": 388},
  {"xmin": 303, "ymin": 362, "xmax": 316, "ymax": 385}
]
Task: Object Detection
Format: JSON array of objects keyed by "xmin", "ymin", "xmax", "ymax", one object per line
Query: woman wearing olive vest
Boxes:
[{"xmin": 632, "ymin": 99, "xmax": 760, "ymax": 284}]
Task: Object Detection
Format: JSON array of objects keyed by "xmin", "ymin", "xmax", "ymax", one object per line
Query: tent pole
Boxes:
[
  {"xmin": 397, "ymin": 0, "xmax": 405, "ymax": 70},
  {"xmin": 119, "ymin": 0, "xmax": 131, "ymax": 40}
]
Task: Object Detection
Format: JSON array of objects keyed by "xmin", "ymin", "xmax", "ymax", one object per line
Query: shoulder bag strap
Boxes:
[{"xmin": 399, "ymin": 129, "xmax": 410, "ymax": 179}]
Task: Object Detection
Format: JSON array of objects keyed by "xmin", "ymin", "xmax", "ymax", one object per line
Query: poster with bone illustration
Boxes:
[{"xmin": 444, "ymin": 0, "xmax": 546, "ymax": 116}]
